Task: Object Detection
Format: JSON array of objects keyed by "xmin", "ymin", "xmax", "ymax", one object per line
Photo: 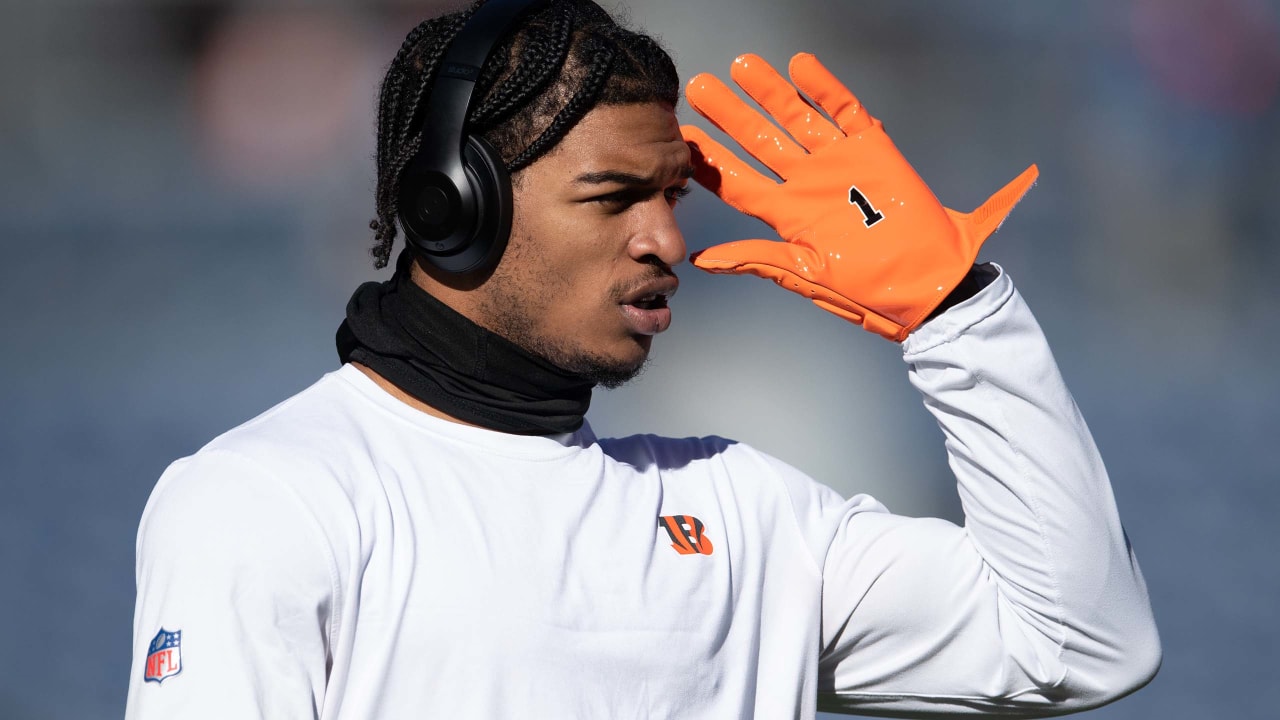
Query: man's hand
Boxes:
[{"xmin": 682, "ymin": 53, "xmax": 1038, "ymax": 341}]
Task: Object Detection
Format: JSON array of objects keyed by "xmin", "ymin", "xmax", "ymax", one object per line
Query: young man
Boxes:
[{"xmin": 126, "ymin": 1, "xmax": 1160, "ymax": 718}]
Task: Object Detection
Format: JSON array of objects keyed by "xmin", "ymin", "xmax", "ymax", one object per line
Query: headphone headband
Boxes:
[{"xmin": 409, "ymin": 0, "xmax": 542, "ymax": 168}]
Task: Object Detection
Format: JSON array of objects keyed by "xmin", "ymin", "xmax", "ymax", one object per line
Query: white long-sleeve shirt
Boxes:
[{"xmin": 125, "ymin": 266, "xmax": 1160, "ymax": 718}]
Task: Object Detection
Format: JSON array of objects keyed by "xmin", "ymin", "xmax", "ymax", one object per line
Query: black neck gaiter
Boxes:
[{"xmin": 336, "ymin": 254, "xmax": 594, "ymax": 435}]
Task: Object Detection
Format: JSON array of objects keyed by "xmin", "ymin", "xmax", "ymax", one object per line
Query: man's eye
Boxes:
[
  {"xmin": 590, "ymin": 186, "xmax": 689, "ymax": 211},
  {"xmin": 591, "ymin": 192, "xmax": 636, "ymax": 209}
]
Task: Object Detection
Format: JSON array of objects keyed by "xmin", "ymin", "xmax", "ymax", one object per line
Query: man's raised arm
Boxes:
[{"xmin": 682, "ymin": 52, "xmax": 1160, "ymax": 715}]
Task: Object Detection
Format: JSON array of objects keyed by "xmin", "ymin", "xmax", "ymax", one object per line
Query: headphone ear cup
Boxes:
[
  {"xmin": 391, "ymin": 0, "xmax": 541, "ymax": 274},
  {"xmin": 397, "ymin": 135, "xmax": 512, "ymax": 275},
  {"xmin": 439, "ymin": 134, "xmax": 512, "ymax": 275}
]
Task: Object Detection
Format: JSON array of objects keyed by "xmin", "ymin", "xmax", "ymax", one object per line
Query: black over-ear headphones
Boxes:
[{"xmin": 397, "ymin": 0, "xmax": 545, "ymax": 275}]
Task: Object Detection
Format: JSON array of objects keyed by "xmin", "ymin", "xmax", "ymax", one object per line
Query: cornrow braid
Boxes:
[
  {"xmin": 366, "ymin": 0, "xmax": 680, "ymax": 269},
  {"xmin": 469, "ymin": 3, "xmax": 574, "ymax": 127},
  {"xmin": 507, "ymin": 38, "xmax": 615, "ymax": 172}
]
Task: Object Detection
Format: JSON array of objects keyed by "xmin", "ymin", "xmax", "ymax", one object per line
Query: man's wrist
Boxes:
[{"xmin": 924, "ymin": 263, "xmax": 999, "ymax": 322}]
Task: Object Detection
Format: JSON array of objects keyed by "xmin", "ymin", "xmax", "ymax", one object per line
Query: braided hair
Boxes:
[{"xmin": 368, "ymin": 0, "xmax": 681, "ymax": 269}]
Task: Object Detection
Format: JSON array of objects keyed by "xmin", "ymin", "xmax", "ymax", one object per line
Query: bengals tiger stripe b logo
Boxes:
[{"xmin": 658, "ymin": 515, "xmax": 714, "ymax": 556}]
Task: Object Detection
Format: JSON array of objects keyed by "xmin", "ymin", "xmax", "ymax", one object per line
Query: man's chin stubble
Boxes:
[
  {"xmin": 557, "ymin": 351, "xmax": 649, "ymax": 390},
  {"xmin": 516, "ymin": 330, "xmax": 651, "ymax": 389},
  {"xmin": 478, "ymin": 300, "xmax": 649, "ymax": 389}
]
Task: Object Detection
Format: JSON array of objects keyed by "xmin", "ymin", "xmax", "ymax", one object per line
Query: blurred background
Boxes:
[{"xmin": 2, "ymin": 0, "xmax": 1277, "ymax": 717}]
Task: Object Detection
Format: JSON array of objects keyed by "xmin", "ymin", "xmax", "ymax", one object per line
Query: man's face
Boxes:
[{"xmin": 433, "ymin": 102, "xmax": 692, "ymax": 388}]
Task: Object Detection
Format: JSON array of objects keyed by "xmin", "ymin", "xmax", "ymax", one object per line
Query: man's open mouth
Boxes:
[{"xmin": 627, "ymin": 293, "xmax": 669, "ymax": 311}]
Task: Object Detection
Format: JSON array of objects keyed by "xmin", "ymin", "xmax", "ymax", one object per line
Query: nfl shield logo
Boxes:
[{"xmin": 144, "ymin": 628, "xmax": 182, "ymax": 684}]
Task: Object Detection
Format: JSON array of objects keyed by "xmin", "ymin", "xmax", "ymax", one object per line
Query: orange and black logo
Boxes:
[{"xmin": 658, "ymin": 515, "xmax": 714, "ymax": 556}]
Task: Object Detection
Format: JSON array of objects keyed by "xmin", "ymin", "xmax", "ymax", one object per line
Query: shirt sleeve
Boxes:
[
  {"xmin": 125, "ymin": 449, "xmax": 338, "ymax": 720},
  {"xmin": 814, "ymin": 264, "xmax": 1161, "ymax": 716}
]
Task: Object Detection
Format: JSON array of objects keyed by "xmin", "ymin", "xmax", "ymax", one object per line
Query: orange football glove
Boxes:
[{"xmin": 682, "ymin": 52, "xmax": 1038, "ymax": 341}]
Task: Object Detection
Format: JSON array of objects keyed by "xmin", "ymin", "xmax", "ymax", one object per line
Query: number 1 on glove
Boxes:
[{"xmin": 682, "ymin": 52, "xmax": 1038, "ymax": 341}]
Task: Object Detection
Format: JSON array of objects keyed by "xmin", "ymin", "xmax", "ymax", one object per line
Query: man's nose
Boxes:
[{"xmin": 628, "ymin": 201, "xmax": 687, "ymax": 268}]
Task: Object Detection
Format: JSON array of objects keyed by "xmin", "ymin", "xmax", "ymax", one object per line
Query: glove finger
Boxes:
[
  {"xmin": 730, "ymin": 53, "xmax": 843, "ymax": 153},
  {"xmin": 685, "ymin": 73, "xmax": 808, "ymax": 180},
  {"xmin": 694, "ymin": 239, "xmax": 905, "ymax": 339},
  {"xmin": 681, "ymin": 125, "xmax": 781, "ymax": 225},
  {"xmin": 811, "ymin": 297, "xmax": 866, "ymax": 326},
  {"xmin": 691, "ymin": 238, "xmax": 820, "ymax": 281},
  {"xmin": 812, "ymin": 298, "xmax": 906, "ymax": 341},
  {"xmin": 962, "ymin": 163, "xmax": 1039, "ymax": 243},
  {"xmin": 788, "ymin": 53, "xmax": 877, "ymax": 135}
]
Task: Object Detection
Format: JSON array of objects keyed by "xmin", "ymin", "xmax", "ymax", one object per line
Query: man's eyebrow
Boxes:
[{"xmin": 574, "ymin": 166, "xmax": 696, "ymax": 185}]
